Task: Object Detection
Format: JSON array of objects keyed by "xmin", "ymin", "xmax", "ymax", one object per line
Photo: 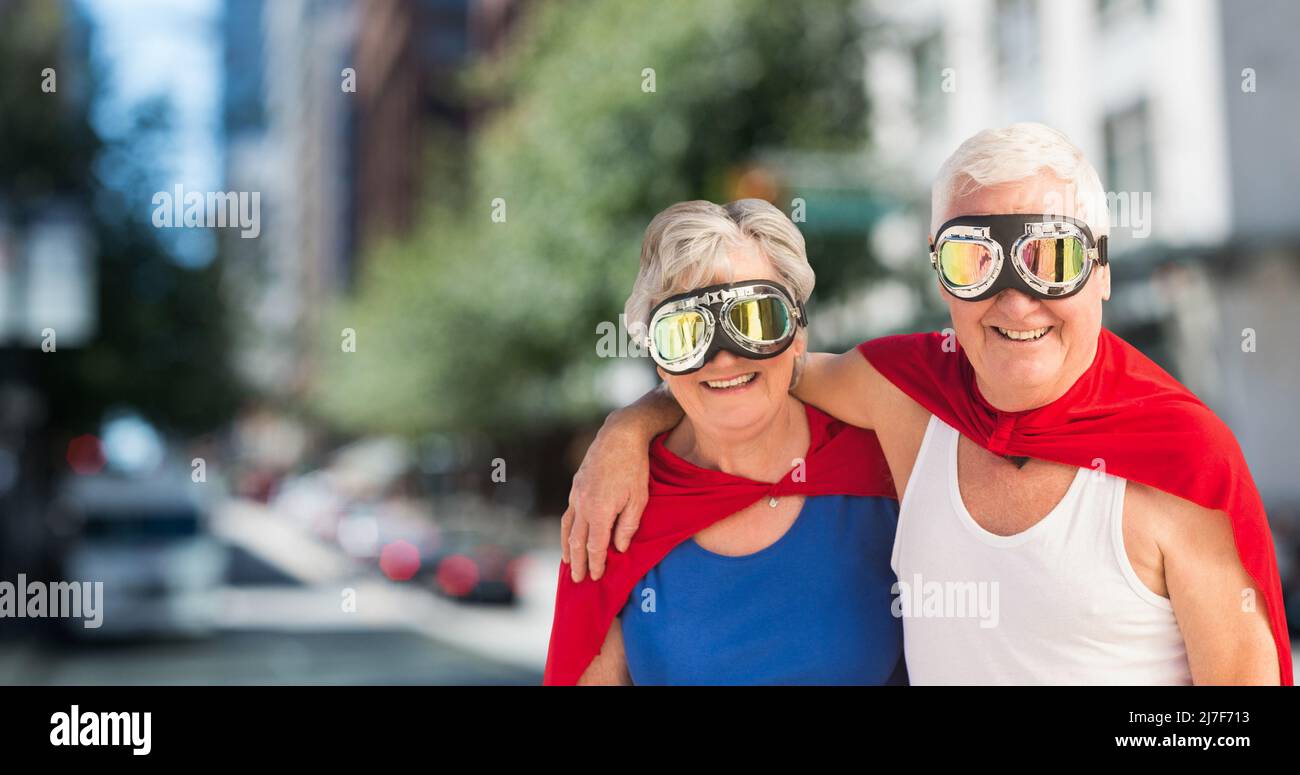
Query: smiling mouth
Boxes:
[
  {"xmin": 993, "ymin": 325, "xmax": 1053, "ymax": 342},
  {"xmin": 702, "ymin": 372, "xmax": 758, "ymax": 391}
]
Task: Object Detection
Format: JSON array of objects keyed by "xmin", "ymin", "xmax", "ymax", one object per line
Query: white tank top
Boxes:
[{"xmin": 893, "ymin": 414, "xmax": 1192, "ymax": 685}]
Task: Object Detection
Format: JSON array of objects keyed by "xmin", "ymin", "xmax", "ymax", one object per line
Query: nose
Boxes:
[
  {"xmin": 702, "ymin": 348, "xmax": 748, "ymax": 373},
  {"xmin": 992, "ymin": 288, "xmax": 1041, "ymax": 319}
]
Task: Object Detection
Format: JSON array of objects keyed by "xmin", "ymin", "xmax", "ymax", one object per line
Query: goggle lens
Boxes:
[
  {"xmin": 1019, "ymin": 236, "xmax": 1086, "ymax": 284},
  {"xmin": 939, "ymin": 241, "xmax": 996, "ymax": 287},
  {"xmin": 652, "ymin": 310, "xmax": 707, "ymax": 362},
  {"xmin": 727, "ymin": 297, "xmax": 792, "ymax": 343}
]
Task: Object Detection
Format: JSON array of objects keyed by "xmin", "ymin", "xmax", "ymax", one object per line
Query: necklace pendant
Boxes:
[{"xmin": 768, "ymin": 496, "xmax": 779, "ymax": 508}]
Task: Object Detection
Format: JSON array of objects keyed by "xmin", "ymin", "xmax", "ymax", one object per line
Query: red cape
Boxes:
[
  {"xmin": 858, "ymin": 328, "xmax": 1293, "ymax": 685},
  {"xmin": 543, "ymin": 402, "xmax": 896, "ymax": 685}
]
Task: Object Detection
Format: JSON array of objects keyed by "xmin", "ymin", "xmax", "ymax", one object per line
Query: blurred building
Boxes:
[
  {"xmin": 220, "ymin": 0, "xmax": 527, "ymax": 398},
  {"xmin": 221, "ymin": 0, "xmax": 275, "ymax": 393},
  {"xmin": 221, "ymin": 0, "xmax": 357, "ymax": 396},
  {"xmin": 263, "ymin": 0, "xmax": 358, "ymax": 390},
  {"xmin": 351, "ymin": 0, "xmax": 527, "ymax": 248},
  {"xmin": 862, "ymin": 0, "xmax": 1300, "ymax": 515}
]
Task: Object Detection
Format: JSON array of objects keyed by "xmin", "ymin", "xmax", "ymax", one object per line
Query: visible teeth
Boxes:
[
  {"xmin": 996, "ymin": 326, "xmax": 1051, "ymax": 341},
  {"xmin": 705, "ymin": 372, "xmax": 757, "ymax": 389}
]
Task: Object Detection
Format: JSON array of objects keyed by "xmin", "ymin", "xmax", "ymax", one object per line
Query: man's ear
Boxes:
[{"xmin": 1099, "ymin": 263, "xmax": 1111, "ymax": 302}]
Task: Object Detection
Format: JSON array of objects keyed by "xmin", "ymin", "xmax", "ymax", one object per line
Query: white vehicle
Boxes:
[{"xmin": 55, "ymin": 470, "xmax": 227, "ymax": 639}]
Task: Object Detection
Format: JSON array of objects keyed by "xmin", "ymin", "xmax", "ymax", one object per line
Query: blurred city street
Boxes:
[
  {"xmin": 0, "ymin": 499, "xmax": 555, "ymax": 685},
  {"xmin": 0, "ymin": 0, "xmax": 1297, "ymax": 689}
]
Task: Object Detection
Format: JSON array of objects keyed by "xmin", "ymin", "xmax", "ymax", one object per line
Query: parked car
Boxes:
[
  {"xmin": 51, "ymin": 468, "xmax": 227, "ymax": 639},
  {"xmin": 336, "ymin": 498, "xmax": 441, "ymax": 568},
  {"xmin": 421, "ymin": 527, "xmax": 524, "ymax": 604}
]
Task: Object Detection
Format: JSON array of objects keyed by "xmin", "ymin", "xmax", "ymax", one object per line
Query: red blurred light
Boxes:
[
  {"xmin": 379, "ymin": 539, "xmax": 421, "ymax": 581},
  {"xmin": 67, "ymin": 434, "xmax": 105, "ymax": 475},
  {"xmin": 437, "ymin": 554, "xmax": 480, "ymax": 597},
  {"xmin": 504, "ymin": 557, "xmax": 524, "ymax": 592}
]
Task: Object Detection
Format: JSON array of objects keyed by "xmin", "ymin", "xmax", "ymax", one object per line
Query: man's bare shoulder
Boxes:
[{"xmin": 1124, "ymin": 480, "xmax": 1231, "ymax": 555}]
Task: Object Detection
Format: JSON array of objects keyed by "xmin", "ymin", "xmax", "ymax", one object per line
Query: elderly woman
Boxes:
[{"xmin": 544, "ymin": 199, "xmax": 903, "ymax": 685}]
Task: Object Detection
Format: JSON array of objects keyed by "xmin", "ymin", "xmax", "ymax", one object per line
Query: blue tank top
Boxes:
[{"xmin": 620, "ymin": 494, "xmax": 905, "ymax": 685}]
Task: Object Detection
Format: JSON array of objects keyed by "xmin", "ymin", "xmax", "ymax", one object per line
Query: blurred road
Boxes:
[
  {"xmin": 0, "ymin": 500, "xmax": 557, "ymax": 685},
  {"xmin": 0, "ymin": 625, "xmax": 538, "ymax": 685}
]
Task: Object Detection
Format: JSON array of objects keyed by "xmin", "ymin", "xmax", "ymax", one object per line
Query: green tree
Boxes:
[{"xmin": 315, "ymin": 0, "xmax": 876, "ymax": 438}]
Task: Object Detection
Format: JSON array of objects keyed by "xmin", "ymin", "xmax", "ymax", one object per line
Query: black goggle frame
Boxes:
[
  {"xmin": 930, "ymin": 213, "xmax": 1109, "ymax": 301},
  {"xmin": 643, "ymin": 279, "xmax": 807, "ymax": 375}
]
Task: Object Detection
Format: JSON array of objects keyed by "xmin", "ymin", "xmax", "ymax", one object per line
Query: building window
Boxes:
[
  {"xmin": 995, "ymin": 0, "xmax": 1039, "ymax": 82},
  {"xmin": 1103, "ymin": 99, "xmax": 1155, "ymax": 196},
  {"xmin": 1097, "ymin": 0, "xmax": 1157, "ymax": 26},
  {"xmin": 912, "ymin": 32, "xmax": 945, "ymax": 124}
]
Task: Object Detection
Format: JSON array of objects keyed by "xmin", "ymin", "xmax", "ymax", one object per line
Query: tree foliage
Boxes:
[{"xmin": 314, "ymin": 0, "xmax": 871, "ymax": 437}]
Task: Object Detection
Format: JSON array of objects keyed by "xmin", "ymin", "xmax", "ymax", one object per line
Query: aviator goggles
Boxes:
[
  {"xmin": 930, "ymin": 213, "xmax": 1108, "ymax": 301},
  {"xmin": 644, "ymin": 279, "xmax": 807, "ymax": 375}
]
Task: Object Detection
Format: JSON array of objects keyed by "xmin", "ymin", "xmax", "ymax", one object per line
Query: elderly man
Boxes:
[{"xmin": 561, "ymin": 123, "xmax": 1291, "ymax": 685}]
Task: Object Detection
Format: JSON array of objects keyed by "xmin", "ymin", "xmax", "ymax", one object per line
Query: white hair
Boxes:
[
  {"xmin": 931, "ymin": 122, "xmax": 1110, "ymax": 238},
  {"xmin": 624, "ymin": 199, "xmax": 814, "ymax": 384},
  {"xmin": 624, "ymin": 199, "xmax": 815, "ymax": 327}
]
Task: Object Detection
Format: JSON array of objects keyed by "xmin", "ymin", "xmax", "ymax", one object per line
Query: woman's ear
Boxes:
[
  {"xmin": 788, "ymin": 350, "xmax": 807, "ymax": 392},
  {"xmin": 788, "ymin": 331, "xmax": 809, "ymax": 392},
  {"xmin": 792, "ymin": 328, "xmax": 808, "ymax": 357}
]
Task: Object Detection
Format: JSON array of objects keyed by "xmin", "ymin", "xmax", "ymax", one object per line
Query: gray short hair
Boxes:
[
  {"xmin": 624, "ymin": 199, "xmax": 815, "ymax": 329},
  {"xmin": 932, "ymin": 122, "xmax": 1110, "ymax": 238}
]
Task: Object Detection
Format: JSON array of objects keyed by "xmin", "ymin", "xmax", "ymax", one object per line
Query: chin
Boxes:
[
  {"xmin": 1006, "ymin": 362, "xmax": 1059, "ymax": 392},
  {"xmin": 993, "ymin": 345, "xmax": 1065, "ymax": 388},
  {"xmin": 695, "ymin": 388, "xmax": 786, "ymax": 434},
  {"xmin": 1003, "ymin": 345, "xmax": 1066, "ymax": 384},
  {"xmin": 698, "ymin": 400, "xmax": 773, "ymax": 431}
]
